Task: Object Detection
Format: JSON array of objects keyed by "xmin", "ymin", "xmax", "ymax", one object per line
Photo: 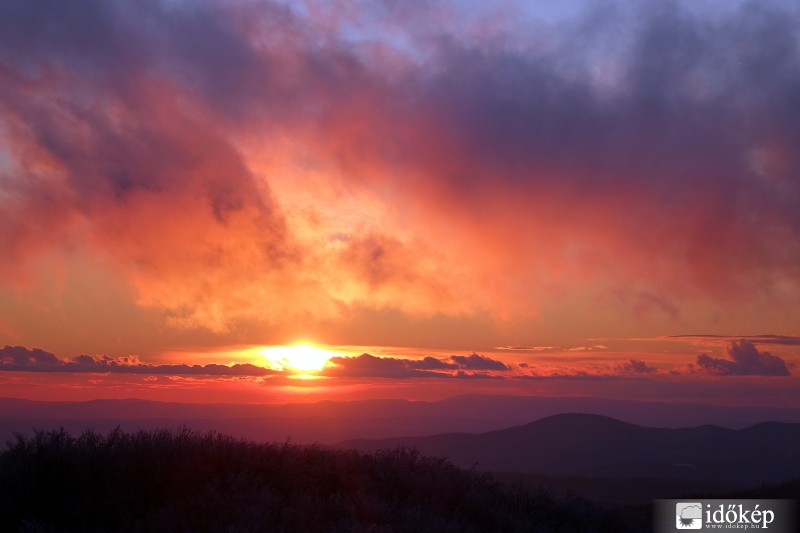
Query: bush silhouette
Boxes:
[{"xmin": 0, "ymin": 427, "xmax": 643, "ymax": 532}]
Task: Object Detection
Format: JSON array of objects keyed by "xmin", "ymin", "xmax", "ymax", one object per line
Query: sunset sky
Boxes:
[{"xmin": 1, "ymin": 0, "xmax": 799, "ymax": 406}]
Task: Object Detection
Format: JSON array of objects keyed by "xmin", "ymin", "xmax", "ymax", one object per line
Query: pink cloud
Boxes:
[{"xmin": 0, "ymin": 0, "xmax": 799, "ymax": 341}]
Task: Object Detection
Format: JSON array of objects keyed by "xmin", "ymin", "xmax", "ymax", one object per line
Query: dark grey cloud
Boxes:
[
  {"xmin": 414, "ymin": 356, "xmax": 458, "ymax": 370},
  {"xmin": 0, "ymin": 346, "xmax": 276, "ymax": 376},
  {"xmin": 323, "ymin": 352, "xmax": 510, "ymax": 378},
  {"xmin": 695, "ymin": 340, "xmax": 791, "ymax": 376},
  {"xmin": 450, "ymin": 353, "xmax": 510, "ymax": 371},
  {"xmin": 323, "ymin": 353, "xmax": 449, "ymax": 379},
  {"xmin": 614, "ymin": 359, "xmax": 657, "ymax": 374},
  {"xmin": 0, "ymin": 345, "xmax": 61, "ymax": 368},
  {"xmin": 415, "ymin": 1, "xmax": 800, "ymax": 258},
  {"xmin": 0, "ymin": 0, "xmax": 292, "ymax": 119},
  {"xmin": 391, "ymin": 0, "xmax": 800, "ymax": 316}
]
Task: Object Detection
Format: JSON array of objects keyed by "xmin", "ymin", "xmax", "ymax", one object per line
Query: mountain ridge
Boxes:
[
  {"xmin": 1, "ymin": 395, "xmax": 798, "ymax": 446},
  {"xmin": 338, "ymin": 412, "xmax": 800, "ymax": 492}
]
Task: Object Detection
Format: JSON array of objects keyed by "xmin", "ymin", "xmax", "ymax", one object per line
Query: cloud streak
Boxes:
[{"xmin": 671, "ymin": 335, "xmax": 800, "ymax": 347}]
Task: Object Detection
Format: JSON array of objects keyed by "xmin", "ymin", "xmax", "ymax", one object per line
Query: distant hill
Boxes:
[
  {"xmin": 339, "ymin": 413, "xmax": 800, "ymax": 501},
  {"xmin": 2, "ymin": 394, "xmax": 799, "ymax": 446}
]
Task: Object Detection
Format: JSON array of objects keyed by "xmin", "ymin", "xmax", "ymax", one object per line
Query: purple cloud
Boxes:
[
  {"xmin": 0, "ymin": 346, "xmax": 276, "ymax": 376},
  {"xmin": 614, "ymin": 359, "xmax": 657, "ymax": 374},
  {"xmin": 323, "ymin": 352, "xmax": 510, "ymax": 378},
  {"xmin": 696, "ymin": 340, "xmax": 790, "ymax": 376},
  {"xmin": 323, "ymin": 353, "xmax": 452, "ymax": 379},
  {"xmin": 450, "ymin": 353, "xmax": 510, "ymax": 371},
  {"xmin": 414, "ymin": 356, "xmax": 459, "ymax": 370},
  {"xmin": 0, "ymin": 345, "xmax": 62, "ymax": 369}
]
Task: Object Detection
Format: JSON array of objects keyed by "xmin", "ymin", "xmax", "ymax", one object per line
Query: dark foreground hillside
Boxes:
[{"xmin": 0, "ymin": 427, "xmax": 645, "ymax": 532}]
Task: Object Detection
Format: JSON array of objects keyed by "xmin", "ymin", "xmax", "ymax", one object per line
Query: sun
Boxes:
[{"xmin": 260, "ymin": 344, "xmax": 336, "ymax": 372}]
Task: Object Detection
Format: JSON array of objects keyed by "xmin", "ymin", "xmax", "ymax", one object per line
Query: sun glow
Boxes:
[{"xmin": 260, "ymin": 344, "xmax": 336, "ymax": 372}]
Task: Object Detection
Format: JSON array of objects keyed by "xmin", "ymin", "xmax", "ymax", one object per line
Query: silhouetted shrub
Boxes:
[{"xmin": 0, "ymin": 427, "xmax": 641, "ymax": 532}]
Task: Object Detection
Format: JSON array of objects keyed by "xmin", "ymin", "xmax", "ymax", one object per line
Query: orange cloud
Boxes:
[{"xmin": 1, "ymin": 0, "xmax": 799, "ymax": 345}]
